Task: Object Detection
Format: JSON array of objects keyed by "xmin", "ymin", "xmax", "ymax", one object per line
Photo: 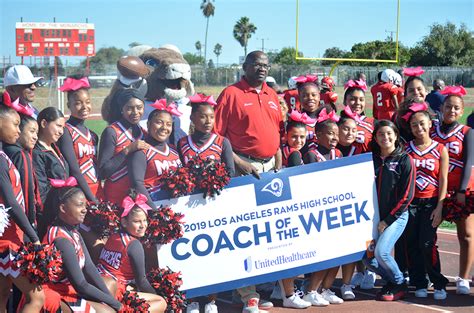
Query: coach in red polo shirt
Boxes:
[{"xmin": 215, "ymin": 51, "xmax": 282, "ymax": 178}]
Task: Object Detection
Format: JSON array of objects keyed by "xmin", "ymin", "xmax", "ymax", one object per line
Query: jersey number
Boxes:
[{"xmin": 376, "ymin": 92, "xmax": 383, "ymax": 107}]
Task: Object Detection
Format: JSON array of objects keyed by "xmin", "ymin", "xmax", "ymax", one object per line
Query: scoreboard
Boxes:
[{"xmin": 16, "ymin": 22, "xmax": 95, "ymax": 57}]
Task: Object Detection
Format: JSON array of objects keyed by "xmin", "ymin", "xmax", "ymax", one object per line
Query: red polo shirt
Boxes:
[{"xmin": 215, "ymin": 77, "xmax": 283, "ymax": 159}]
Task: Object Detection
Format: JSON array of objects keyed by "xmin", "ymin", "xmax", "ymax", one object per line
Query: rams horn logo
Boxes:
[{"xmin": 261, "ymin": 178, "xmax": 284, "ymax": 197}]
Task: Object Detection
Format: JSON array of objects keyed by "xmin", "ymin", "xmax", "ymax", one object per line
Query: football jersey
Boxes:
[
  {"xmin": 283, "ymin": 89, "xmax": 300, "ymax": 112},
  {"xmin": 371, "ymin": 82, "xmax": 399, "ymax": 120},
  {"xmin": 431, "ymin": 124, "xmax": 473, "ymax": 191},
  {"xmin": 65, "ymin": 123, "xmax": 100, "ymax": 196},
  {"xmin": 97, "ymin": 232, "xmax": 135, "ymax": 284},
  {"xmin": 354, "ymin": 115, "xmax": 374, "ymax": 153},
  {"xmin": 406, "ymin": 140, "xmax": 444, "ymax": 198},
  {"xmin": 103, "ymin": 121, "xmax": 145, "ymax": 205},
  {"xmin": 0, "ymin": 151, "xmax": 25, "ymax": 251},
  {"xmin": 178, "ymin": 133, "xmax": 225, "ymax": 164}
]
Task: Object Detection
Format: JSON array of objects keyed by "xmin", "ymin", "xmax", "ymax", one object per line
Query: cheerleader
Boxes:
[
  {"xmin": 3, "ymin": 115, "xmax": 39, "ymax": 230},
  {"xmin": 39, "ymin": 179, "xmax": 121, "ymax": 312},
  {"xmin": 431, "ymin": 86, "xmax": 473, "ymax": 295},
  {"xmin": 33, "ymin": 107, "xmax": 69, "ymax": 206},
  {"xmin": 0, "ymin": 106, "xmax": 44, "ymax": 312},
  {"xmin": 403, "ymin": 103, "xmax": 449, "ymax": 300},
  {"xmin": 342, "ymin": 79, "xmax": 374, "ymax": 153},
  {"xmin": 57, "ymin": 76, "xmax": 100, "ymax": 202},
  {"xmin": 128, "ymin": 99, "xmax": 183, "ymax": 208},
  {"xmin": 98, "ymin": 89, "xmax": 148, "ymax": 205},
  {"xmin": 178, "ymin": 94, "xmax": 234, "ymax": 175},
  {"xmin": 301, "ymin": 106, "xmax": 344, "ymax": 306},
  {"xmin": 97, "ymin": 191, "xmax": 167, "ymax": 312},
  {"xmin": 364, "ymin": 120, "xmax": 416, "ymax": 301},
  {"xmin": 281, "ymin": 111, "xmax": 315, "ymax": 168}
]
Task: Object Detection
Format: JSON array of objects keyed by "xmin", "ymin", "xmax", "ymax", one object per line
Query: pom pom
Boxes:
[
  {"xmin": 0, "ymin": 204, "xmax": 10, "ymax": 236},
  {"xmin": 119, "ymin": 291, "xmax": 150, "ymax": 313},
  {"xmin": 14, "ymin": 243, "xmax": 63, "ymax": 284},
  {"xmin": 83, "ymin": 201, "xmax": 121, "ymax": 239},
  {"xmin": 147, "ymin": 267, "xmax": 187, "ymax": 313},
  {"xmin": 141, "ymin": 206, "xmax": 185, "ymax": 247},
  {"xmin": 160, "ymin": 167, "xmax": 196, "ymax": 198},
  {"xmin": 186, "ymin": 157, "xmax": 231, "ymax": 198},
  {"xmin": 443, "ymin": 191, "xmax": 471, "ymax": 222}
]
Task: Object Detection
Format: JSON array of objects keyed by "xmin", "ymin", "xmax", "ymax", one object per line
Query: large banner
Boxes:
[{"xmin": 154, "ymin": 153, "xmax": 379, "ymax": 298}]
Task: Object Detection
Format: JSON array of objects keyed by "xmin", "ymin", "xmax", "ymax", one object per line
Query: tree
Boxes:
[
  {"xmin": 183, "ymin": 52, "xmax": 205, "ymax": 65},
  {"xmin": 321, "ymin": 47, "xmax": 349, "ymax": 65},
  {"xmin": 80, "ymin": 46, "xmax": 124, "ymax": 73},
  {"xmin": 195, "ymin": 41, "xmax": 202, "ymax": 60},
  {"xmin": 233, "ymin": 17, "xmax": 257, "ymax": 57},
  {"xmin": 273, "ymin": 47, "xmax": 312, "ymax": 65},
  {"xmin": 201, "ymin": 0, "xmax": 215, "ymax": 66},
  {"xmin": 347, "ymin": 40, "xmax": 411, "ymax": 65},
  {"xmin": 409, "ymin": 22, "xmax": 473, "ymax": 66},
  {"xmin": 213, "ymin": 43, "xmax": 222, "ymax": 67}
]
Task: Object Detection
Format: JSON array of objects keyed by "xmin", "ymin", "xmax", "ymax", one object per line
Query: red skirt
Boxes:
[{"xmin": 43, "ymin": 283, "xmax": 96, "ymax": 313}]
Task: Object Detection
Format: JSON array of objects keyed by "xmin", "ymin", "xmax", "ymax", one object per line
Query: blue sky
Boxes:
[{"xmin": 0, "ymin": 0, "xmax": 472, "ymax": 65}]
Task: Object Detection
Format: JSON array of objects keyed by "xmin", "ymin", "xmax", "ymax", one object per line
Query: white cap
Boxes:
[
  {"xmin": 381, "ymin": 69, "xmax": 397, "ymax": 83},
  {"xmin": 265, "ymin": 76, "xmax": 276, "ymax": 84},
  {"xmin": 4, "ymin": 65, "xmax": 43, "ymax": 87}
]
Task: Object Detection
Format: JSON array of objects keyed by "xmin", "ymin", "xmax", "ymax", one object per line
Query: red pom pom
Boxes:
[
  {"xmin": 186, "ymin": 156, "xmax": 231, "ymax": 198},
  {"xmin": 83, "ymin": 201, "xmax": 121, "ymax": 238},
  {"xmin": 443, "ymin": 191, "xmax": 471, "ymax": 222},
  {"xmin": 147, "ymin": 267, "xmax": 187, "ymax": 312},
  {"xmin": 141, "ymin": 206, "xmax": 185, "ymax": 247},
  {"xmin": 14, "ymin": 243, "xmax": 63, "ymax": 284},
  {"xmin": 119, "ymin": 291, "xmax": 150, "ymax": 313}
]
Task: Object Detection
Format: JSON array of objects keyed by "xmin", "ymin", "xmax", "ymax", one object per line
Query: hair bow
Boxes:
[
  {"xmin": 59, "ymin": 77, "xmax": 90, "ymax": 92},
  {"xmin": 2, "ymin": 91, "xmax": 34, "ymax": 117},
  {"xmin": 439, "ymin": 85, "xmax": 467, "ymax": 97},
  {"xmin": 343, "ymin": 106, "xmax": 362, "ymax": 123},
  {"xmin": 188, "ymin": 93, "xmax": 217, "ymax": 106},
  {"xmin": 150, "ymin": 99, "xmax": 183, "ymax": 117},
  {"xmin": 401, "ymin": 102, "xmax": 429, "ymax": 121},
  {"xmin": 121, "ymin": 193, "xmax": 151, "ymax": 217},
  {"xmin": 344, "ymin": 79, "xmax": 367, "ymax": 91},
  {"xmin": 403, "ymin": 66, "xmax": 425, "ymax": 77},
  {"xmin": 49, "ymin": 177, "xmax": 78, "ymax": 188},
  {"xmin": 294, "ymin": 74, "xmax": 318, "ymax": 84},
  {"xmin": 317, "ymin": 108, "xmax": 340, "ymax": 123},
  {"xmin": 289, "ymin": 111, "xmax": 316, "ymax": 124}
]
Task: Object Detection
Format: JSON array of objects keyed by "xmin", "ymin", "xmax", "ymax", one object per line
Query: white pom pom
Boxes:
[{"xmin": 0, "ymin": 205, "xmax": 10, "ymax": 237}]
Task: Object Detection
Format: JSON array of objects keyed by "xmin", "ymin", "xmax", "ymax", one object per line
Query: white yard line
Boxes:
[{"xmin": 439, "ymin": 249, "xmax": 460, "ymax": 256}]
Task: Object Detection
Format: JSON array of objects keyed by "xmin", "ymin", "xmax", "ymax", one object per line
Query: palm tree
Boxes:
[
  {"xmin": 213, "ymin": 43, "xmax": 222, "ymax": 67},
  {"xmin": 233, "ymin": 17, "xmax": 257, "ymax": 57},
  {"xmin": 200, "ymin": 0, "xmax": 215, "ymax": 66},
  {"xmin": 195, "ymin": 40, "xmax": 202, "ymax": 60}
]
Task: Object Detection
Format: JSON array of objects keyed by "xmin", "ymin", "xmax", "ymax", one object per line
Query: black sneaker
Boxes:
[
  {"xmin": 376, "ymin": 282, "xmax": 394, "ymax": 300},
  {"xmin": 381, "ymin": 283, "xmax": 407, "ymax": 301}
]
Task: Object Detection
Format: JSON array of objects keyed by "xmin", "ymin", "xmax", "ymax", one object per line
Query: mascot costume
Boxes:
[{"xmin": 102, "ymin": 44, "xmax": 195, "ymax": 145}]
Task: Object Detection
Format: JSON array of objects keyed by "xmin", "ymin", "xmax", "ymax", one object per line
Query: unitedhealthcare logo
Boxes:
[
  {"xmin": 244, "ymin": 257, "xmax": 252, "ymax": 273},
  {"xmin": 254, "ymin": 174, "xmax": 292, "ymax": 206}
]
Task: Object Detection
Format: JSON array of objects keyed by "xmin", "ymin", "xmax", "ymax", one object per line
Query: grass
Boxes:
[{"xmin": 439, "ymin": 221, "xmax": 457, "ymax": 231}]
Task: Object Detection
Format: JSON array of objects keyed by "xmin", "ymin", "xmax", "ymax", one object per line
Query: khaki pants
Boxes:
[{"xmin": 235, "ymin": 155, "xmax": 275, "ymax": 176}]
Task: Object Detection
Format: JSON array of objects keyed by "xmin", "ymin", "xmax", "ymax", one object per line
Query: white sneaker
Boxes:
[
  {"xmin": 186, "ymin": 302, "xmax": 200, "ymax": 313},
  {"xmin": 360, "ymin": 270, "xmax": 376, "ymax": 289},
  {"xmin": 282, "ymin": 293, "xmax": 311, "ymax": 309},
  {"xmin": 351, "ymin": 272, "xmax": 364, "ymax": 287},
  {"xmin": 302, "ymin": 290, "xmax": 329, "ymax": 306},
  {"xmin": 456, "ymin": 277, "xmax": 471, "ymax": 295},
  {"xmin": 340, "ymin": 284, "xmax": 355, "ymax": 300},
  {"xmin": 321, "ymin": 288, "xmax": 344, "ymax": 304},
  {"xmin": 434, "ymin": 289, "xmax": 447, "ymax": 300},
  {"xmin": 415, "ymin": 288, "xmax": 428, "ymax": 298}
]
